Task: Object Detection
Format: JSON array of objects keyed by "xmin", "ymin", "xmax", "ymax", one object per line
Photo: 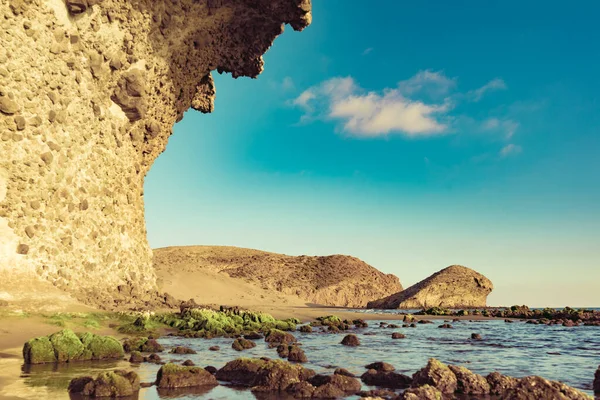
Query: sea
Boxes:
[{"xmin": 2, "ymin": 317, "xmax": 599, "ymax": 399}]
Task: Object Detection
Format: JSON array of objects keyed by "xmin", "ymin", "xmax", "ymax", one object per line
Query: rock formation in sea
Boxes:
[
  {"xmin": 366, "ymin": 265, "xmax": 493, "ymax": 309},
  {"xmin": 0, "ymin": 0, "xmax": 311, "ymax": 308},
  {"xmin": 153, "ymin": 245, "xmax": 403, "ymax": 308}
]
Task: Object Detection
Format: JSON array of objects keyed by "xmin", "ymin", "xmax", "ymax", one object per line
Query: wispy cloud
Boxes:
[
  {"xmin": 468, "ymin": 78, "xmax": 507, "ymax": 102},
  {"xmin": 482, "ymin": 117, "xmax": 519, "ymax": 139},
  {"xmin": 292, "ymin": 76, "xmax": 451, "ymax": 137},
  {"xmin": 500, "ymin": 143, "xmax": 522, "ymax": 157},
  {"xmin": 397, "ymin": 70, "xmax": 457, "ymax": 97},
  {"xmin": 362, "ymin": 47, "xmax": 374, "ymax": 56}
]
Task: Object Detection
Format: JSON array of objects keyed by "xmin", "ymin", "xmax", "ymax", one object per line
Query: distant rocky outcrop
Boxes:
[
  {"xmin": 153, "ymin": 246, "xmax": 402, "ymax": 308},
  {"xmin": 0, "ymin": 0, "xmax": 311, "ymax": 309},
  {"xmin": 367, "ymin": 265, "xmax": 492, "ymax": 309}
]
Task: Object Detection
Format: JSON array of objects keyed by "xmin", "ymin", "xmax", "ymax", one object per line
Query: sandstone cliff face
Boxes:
[
  {"xmin": 0, "ymin": 0, "xmax": 311, "ymax": 308},
  {"xmin": 366, "ymin": 265, "xmax": 493, "ymax": 309},
  {"xmin": 153, "ymin": 246, "xmax": 403, "ymax": 308}
]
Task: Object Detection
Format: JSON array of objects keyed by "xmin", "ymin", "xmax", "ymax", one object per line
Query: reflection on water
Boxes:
[{"xmin": 2, "ymin": 320, "xmax": 599, "ymax": 399}]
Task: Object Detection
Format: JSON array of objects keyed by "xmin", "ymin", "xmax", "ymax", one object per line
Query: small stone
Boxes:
[
  {"xmin": 392, "ymin": 332, "xmax": 406, "ymax": 339},
  {"xmin": 17, "ymin": 244, "xmax": 29, "ymax": 255},
  {"xmin": 25, "ymin": 226, "xmax": 35, "ymax": 238},
  {"xmin": 14, "ymin": 116, "xmax": 26, "ymax": 130},
  {"xmin": 0, "ymin": 95, "xmax": 19, "ymax": 115},
  {"xmin": 41, "ymin": 152, "xmax": 53, "ymax": 165},
  {"xmin": 471, "ymin": 333, "xmax": 482, "ymax": 340}
]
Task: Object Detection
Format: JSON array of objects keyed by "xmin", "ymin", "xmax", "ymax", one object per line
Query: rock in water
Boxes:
[
  {"xmin": 69, "ymin": 370, "xmax": 140, "ymax": 397},
  {"xmin": 400, "ymin": 385, "xmax": 444, "ymax": 400},
  {"xmin": 156, "ymin": 363, "xmax": 218, "ymax": 389},
  {"xmin": 0, "ymin": 0, "xmax": 312, "ymax": 310},
  {"xmin": 23, "ymin": 330, "xmax": 123, "ymax": 364},
  {"xmin": 367, "ymin": 265, "xmax": 493, "ymax": 309},
  {"xmin": 412, "ymin": 358, "xmax": 458, "ymax": 393},
  {"xmin": 595, "ymin": 366, "xmax": 600, "ymax": 394},
  {"xmin": 341, "ymin": 334, "xmax": 360, "ymax": 347},
  {"xmin": 153, "ymin": 246, "xmax": 403, "ymax": 308}
]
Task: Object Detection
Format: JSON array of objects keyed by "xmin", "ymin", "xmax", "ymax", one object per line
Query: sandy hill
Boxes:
[
  {"xmin": 153, "ymin": 246, "xmax": 403, "ymax": 308},
  {"xmin": 367, "ymin": 265, "xmax": 493, "ymax": 309}
]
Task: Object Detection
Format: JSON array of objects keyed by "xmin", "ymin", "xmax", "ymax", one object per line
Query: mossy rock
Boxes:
[
  {"xmin": 23, "ymin": 337, "xmax": 57, "ymax": 364},
  {"xmin": 78, "ymin": 332, "xmax": 124, "ymax": 360},
  {"xmin": 157, "ymin": 363, "xmax": 218, "ymax": 388},
  {"xmin": 69, "ymin": 370, "xmax": 140, "ymax": 397},
  {"xmin": 23, "ymin": 330, "xmax": 124, "ymax": 364},
  {"xmin": 49, "ymin": 330, "xmax": 85, "ymax": 362},
  {"xmin": 265, "ymin": 329, "xmax": 296, "ymax": 344}
]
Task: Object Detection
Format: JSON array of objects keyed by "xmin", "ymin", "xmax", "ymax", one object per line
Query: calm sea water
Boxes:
[{"xmin": 5, "ymin": 319, "xmax": 600, "ymax": 399}]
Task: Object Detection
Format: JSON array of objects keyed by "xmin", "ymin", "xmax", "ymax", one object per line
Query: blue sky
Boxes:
[{"xmin": 145, "ymin": 1, "xmax": 600, "ymax": 307}]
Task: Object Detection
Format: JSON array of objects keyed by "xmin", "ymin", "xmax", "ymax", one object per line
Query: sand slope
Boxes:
[{"xmin": 154, "ymin": 245, "xmax": 402, "ymax": 308}]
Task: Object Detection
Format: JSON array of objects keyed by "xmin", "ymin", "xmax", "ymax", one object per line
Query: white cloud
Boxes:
[
  {"xmin": 482, "ymin": 117, "xmax": 519, "ymax": 139},
  {"xmin": 281, "ymin": 76, "xmax": 295, "ymax": 91},
  {"xmin": 292, "ymin": 76, "xmax": 451, "ymax": 137},
  {"xmin": 468, "ymin": 78, "xmax": 507, "ymax": 102},
  {"xmin": 500, "ymin": 143, "xmax": 522, "ymax": 157},
  {"xmin": 362, "ymin": 47, "xmax": 373, "ymax": 56},
  {"xmin": 398, "ymin": 70, "xmax": 457, "ymax": 97}
]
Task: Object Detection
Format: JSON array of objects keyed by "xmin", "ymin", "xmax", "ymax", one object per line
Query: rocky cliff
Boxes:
[
  {"xmin": 366, "ymin": 265, "xmax": 493, "ymax": 309},
  {"xmin": 153, "ymin": 246, "xmax": 403, "ymax": 308},
  {"xmin": 0, "ymin": 0, "xmax": 311, "ymax": 309}
]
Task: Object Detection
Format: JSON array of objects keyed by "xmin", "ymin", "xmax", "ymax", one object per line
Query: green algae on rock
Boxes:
[
  {"xmin": 68, "ymin": 370, "xmax": 140, "ymax": 397},
  {"xmin": 122, "ymin": 337, "xmax": 164, "ymax": 353},
  {"xmin": 156, "ymin": 363, "xmax": 218, "ymax": 389},
  {"xmin": 156, "ymin": 308, "xmax": 297, "ymax": 338},
  {"xmin": 23, "ymin": 329, "xmax": 124, "ymax": 364}
]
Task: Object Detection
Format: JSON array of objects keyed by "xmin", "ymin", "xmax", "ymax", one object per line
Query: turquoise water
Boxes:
[{"xmin": 9, "ymin": 319, "xmax": 600, "ymax": 399}]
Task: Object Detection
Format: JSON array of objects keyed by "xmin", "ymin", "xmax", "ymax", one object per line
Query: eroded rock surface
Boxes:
[
  {"xmin": 0, "ymin": 0, "xmax": 311, "ymax": 309},
  {"xmin": 367, "ymin": 265, "xmax": 492, "ymax": 309}
]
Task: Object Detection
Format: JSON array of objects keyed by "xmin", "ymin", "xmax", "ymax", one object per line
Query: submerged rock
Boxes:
[
  {"xmin": 391, "ymin": 332, "xmax": 406, "ymax": 339},
  {"xmin": 170, "ymin": 346, "xmax": 197, "ymax": 354},
  {"xmin": 68, "ymin": 370, "xmax": 140, "ymax": 397},
  {"xmin": 341, "ymin": 334, "xmax": 360, "ymax": 346},
  {"xmin": 361, "ymin": 369, "xmax": 412, "ymax": 389},
  {"xmin": 232, "ymin": 338, "xmax": 256, "ymax": 351},
  {"xmin": 215, "ymin": 358, "xmax": 315, "ymax": 392},
  {"xmin": 23, "ymin": 330, "xmax": 123, "ymax": 364},
  {"xmin": 265, "ymin": 329, "xmax": 296, "ymax": 345},
  {"xmin": 156, "ymin": 363, "xmax": 218, "ymax": 388}
]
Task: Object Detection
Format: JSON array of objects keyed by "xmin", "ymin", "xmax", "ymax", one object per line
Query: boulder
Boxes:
[
  {"xmin": 411, "ymin": 358, "xmax": 457, "ymax": 393},
  {"xmin": 471, "ymin": 333, "xmax": 482, "ymax": 340},
  {"xmin": 204, "ymin": 366, "xmax": 217, "ymax": 374},
  {"xmin": 449, "ymin": 365, "xmax": 490, "ymax": 394},
  {"xmin": 170, "ymin": 346, "xmax": 196, "ymax": 354},
  {"xmin": 156, "ymin": 363, "xmax": 218, "ymax": 388},
  {"xmin": 287, "ymin": 345, "xmax": 308, "ymax": 363},
  {"xmin": 68, "ymin": 370, "xmax": 140, "ymax": 397},
  {"xmin": 299, "ymin": 325, "xmax": 313, "ymax": 333},
  {"xmin": 309, "ymin": 373, "xmax": 361, "ymax": 393},
  {"xmin": 392, "ymin": 332, "xmax": 406, "ymax": 339},
  {"xmin": 145, "ymin": 353, "xmax": 162, "ymax": 364},
  {"xmin": 23, "ymin": 330, "xmax": 123, "ymax": 364},
  {"xmin": 129, "ymin": 351, "xmax": 144, "ymax": 363},
  {"xmin": 400, "ymin": 384, "xmax": 444, "ymax": 400},
  {"xmin": 361, "ymin": 369, "xmax": 412, "ymax": 389},
  {"xmin": 265, "ymin": 329, "xmax": 296, "ymax": 345},
  {"xmin": 341, "ymin": 334, "xmax": 360, "ymax": 346},
  {"xmin": 232, "ymin": 338, "xmax": 256, "ymax": 351},
  {"xmin": 594, "ymin": 366, "xmax": 600, "ymax": 394},
  {"xmin": 365, "ymin": 362, "xmax": 396, "ymax": 372},
  {"xmin": 122, "ymin": 337, "xmax": 164, "ymax": 353},
  {"xmin": 503, "ymin": 375, "xmax": 590, "ymax": 400},
  {"xmin": 486, "ymin": 371, "xmax": 519, "ymax": 395},
  {"xmin": 286, "ymin": 381, "xmax": 315, "ymax": 397},
  {"xmin": 276, "ymin": 344, "xmax": 289, "ymax": 358},
  {"xmin": 215, "ymin": 358, "xmax": 315, "ymax": 392},
  {"xmin": 244, "ymin": 332, "xmax": 263, "ymax": 340},
  {"xmin": 334, "ymin": 368, "xmax": 355, "ymax": 377}
]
